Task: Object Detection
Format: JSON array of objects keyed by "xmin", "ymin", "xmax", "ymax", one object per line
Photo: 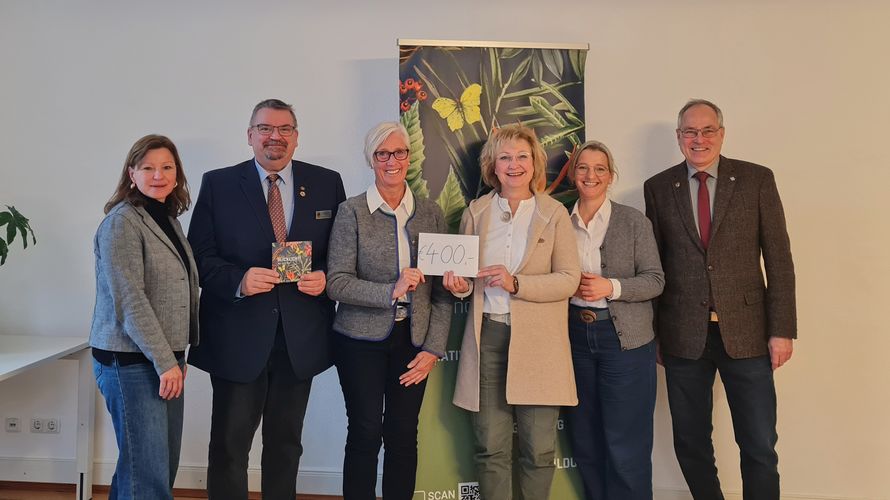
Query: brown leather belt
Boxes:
[{"xmin": 572, "ymin": 306, "xmax": 612, "ymax": 323}]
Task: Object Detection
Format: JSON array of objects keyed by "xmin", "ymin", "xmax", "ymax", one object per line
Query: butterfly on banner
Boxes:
[{"xmin": 432, "ymin": 83, "xmax": 482, "ymax": 132}]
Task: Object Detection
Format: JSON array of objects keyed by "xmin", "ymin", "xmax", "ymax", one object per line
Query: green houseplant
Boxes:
[{"xmin": 0, "ymin": 206, "xmax": 37, "ymax": 265}]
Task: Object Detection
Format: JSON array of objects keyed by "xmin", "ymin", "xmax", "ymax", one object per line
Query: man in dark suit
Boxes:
[
  {"xmin": 188, "ymin": 99, "xmax": 346, "ymax": 499},
  {"xmin": 644, "ymin": 99, "xmax": 796, "ymax": 500}
]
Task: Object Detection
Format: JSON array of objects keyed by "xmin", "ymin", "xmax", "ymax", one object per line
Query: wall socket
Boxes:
[
  {"xmin": 30, "ymin": 417, "xmax": 60, "ymax": 434},
  {"xmin": 5, "ymin": 417, "xmax": 21, "ymax": 432}
]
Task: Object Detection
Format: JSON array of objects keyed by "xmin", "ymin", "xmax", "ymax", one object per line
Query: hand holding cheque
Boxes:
[{"xmin": 419, "ymin": 232, "xmax": 511, "ymax": 294}]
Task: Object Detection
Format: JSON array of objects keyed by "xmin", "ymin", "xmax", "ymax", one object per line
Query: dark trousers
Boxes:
[
  {"xmin": 334, "ymin": 320, "xmax": 427, "ymax": 500},
  {"xmin": 565, "ymin": 308, "xmax": 656, "ymax": 500},
  {"xmin": 663, "ymin": 323, "xmax": 779, "ymax": 500},
  {"xmin": 207, "ymin": 327, "xmax": 312, "ymax": 500}
]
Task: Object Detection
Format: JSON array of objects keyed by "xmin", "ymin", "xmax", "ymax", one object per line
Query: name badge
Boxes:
[{"xmin": 315, "ymin": 210, "xmax": 332, "ymax": 220}]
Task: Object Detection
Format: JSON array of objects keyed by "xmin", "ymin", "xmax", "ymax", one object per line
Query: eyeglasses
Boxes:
[
  {"xmin": 374, "ymin": 149, "xmax": 409, "ymax": 162},
  {"xmin": 496, "ymin": 152, "xmax": 532, "ymax": 163},
  {"xmin": 252, "ymin": 124, "xmax": 297, "ymax": 137},
  {"xmin": 679, "ymin": 127, "xmax": 721, "ymax": 139},
  {"xmin": 575, "ymin": 165, "xmax": 610, "ymax": 177}
]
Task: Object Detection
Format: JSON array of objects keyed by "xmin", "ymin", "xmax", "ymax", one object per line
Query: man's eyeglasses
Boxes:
[
  {"xmin": 575, "ymin": 165, "xmax": 610, "ymax": 177},
  {"xmin": 252, "ymin": 124, "xmax": 297, "ymax": 137},
  {"xmin": 679, "ymin": 127, "xmax": 721, "ymax": 139},
  {"xmin": 374, "ymin": 149, "xmax": 409, "ymax": 162}
]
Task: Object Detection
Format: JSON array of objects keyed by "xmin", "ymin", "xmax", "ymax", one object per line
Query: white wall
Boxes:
[{"xmin": 1, "ymin": 1, "xmax": 888, "ymax": 498}]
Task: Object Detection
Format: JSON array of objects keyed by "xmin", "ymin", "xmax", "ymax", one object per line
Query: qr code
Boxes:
[{"xmin": 458, "ymin": 481, "xmax": 481, "ymax": 500}]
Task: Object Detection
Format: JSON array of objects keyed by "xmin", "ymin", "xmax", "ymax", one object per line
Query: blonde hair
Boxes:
[
  {"xmin": 567, "ymin": 140, "xmax": 618, "ymax": 185},
  {"xmin": 479, "ymin": 124, "xmax": 547, "ymax": 193}
]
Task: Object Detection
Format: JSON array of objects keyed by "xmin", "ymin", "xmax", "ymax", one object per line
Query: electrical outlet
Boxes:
[
  {"xmin": 5, "ymin": 417, "xmax": 21, "ymax": 432},
  {"xmin": 45, "ymin": 418, "xmax": 60, "ymax": 434},
  {"xmin": 29, "ymin": 417, "xmax": 60, "ymax": 434}
]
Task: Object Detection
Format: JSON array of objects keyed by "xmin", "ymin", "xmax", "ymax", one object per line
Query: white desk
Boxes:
[{"xmin": 0, "ymin": 335, "xmax": 95, "ymax": 500}]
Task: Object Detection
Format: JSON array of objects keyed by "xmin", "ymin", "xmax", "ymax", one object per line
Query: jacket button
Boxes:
[
  {"xmin": 612, "ymin": 315, "xmax": 617, "ymax": 321},
  {"xmin": 272, "ymin": 308, "xmax": 279, "ymax": 314},
  {"xmin": 599, "ymin": 245, "xmax": 604, "ymax": 250},
  {"xmin": 617, "ymin": 331, "xmax": 623, "ymax": 336},
  {"xmin": 601, "ymin": 263, "xmax": 606, "ymax": 268},
  {"xmin": 700, "ymin": 300, "xmax": 708, "ymax": 307},
  {"xmin": 707, "ymin": 265, "xmax": 714, "ymax": 271}
]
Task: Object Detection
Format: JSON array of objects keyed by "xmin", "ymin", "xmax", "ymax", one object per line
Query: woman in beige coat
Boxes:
[{"xmin": 443, "ymin": 125, "xmax": 580, "ymax": 500}]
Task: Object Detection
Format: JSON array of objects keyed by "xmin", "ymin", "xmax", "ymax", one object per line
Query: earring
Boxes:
[
  {"xmin": 174, "ymin": 182, "xmax": 179, "ymax": 187},
  {"xmin": 129, "ymin": 182, "xmax": 135, "ymax": 189}
]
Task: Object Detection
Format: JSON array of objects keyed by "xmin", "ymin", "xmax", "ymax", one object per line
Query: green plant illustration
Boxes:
[
  {"xmin": 0, "ymin": 205, "xmax": 37, "ymax": 266},
  {"xmin": 399, "ymin": 45, "xmax": 588, "ymax": 220}
]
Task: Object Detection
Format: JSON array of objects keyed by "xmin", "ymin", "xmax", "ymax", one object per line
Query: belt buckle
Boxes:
[
  {"xmin": 579, "ymin": 310, "xmax": 597, "ymax": 323},
  {"xmin": 395, "ymin": 305, "xmax": 409, "ymax": 321}
]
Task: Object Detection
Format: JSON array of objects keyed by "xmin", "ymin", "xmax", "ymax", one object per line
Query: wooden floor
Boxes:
[{"xmin": 0, "ymin": 482, "xmax": 342, "ymax": 500}]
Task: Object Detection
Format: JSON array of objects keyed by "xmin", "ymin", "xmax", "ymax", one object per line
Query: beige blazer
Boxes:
[{"xmin": 453, "ymin": 192, "xmax": 581, "ymax": 411}]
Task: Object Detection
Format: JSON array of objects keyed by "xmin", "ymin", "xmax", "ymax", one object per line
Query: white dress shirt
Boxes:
[
  {"xmin": 481, "ymin": 193, "xmax": 536, "ymax": 314},
  {"xmin": 255, "ymin": 160, "xmax": 294, "ymax": 232},
  {"xmin": 686, "ymin": 160, "xmax": 719, "ymax": 237},
  {"xmin": 570, "ymin": 199, "xmax": 621, "ymax": 308},
  {"xmin": 366, "ymin": 182, "xmax": 415, "ymax": 303}
]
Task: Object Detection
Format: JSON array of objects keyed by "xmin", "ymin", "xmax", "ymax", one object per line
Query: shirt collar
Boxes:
[
  {"xmin": 571, "ymin": 198, "xmax": 612, "ymax": 227},
  {"xmin": 366, "ymin": 182, "xmax": 414, "ymax": 215},
  {"xmin": 255, "ymin": 159, "xmax": 293, "ymax": 186},
  {"xmin": 686, "ymin": 158, "xmax": 720, "ymax": 180}
]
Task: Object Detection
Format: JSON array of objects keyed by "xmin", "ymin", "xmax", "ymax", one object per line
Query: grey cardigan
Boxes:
[
  {"xmin": 595, "ymin": 202, "xmax": 665, "ymax": 349},
  {"xmin": 89, "ymin": 201, "xmax": 200, "ymax": 375},
  {"xmin": 326, "ymin": 192, "xmax": 452, "ymax": 356}
]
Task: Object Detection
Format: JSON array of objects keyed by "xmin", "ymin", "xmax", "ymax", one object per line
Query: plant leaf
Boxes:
[
  {"xmin": 0, "ymin": 212, "xmax": 10, "ymax": 226},
  {"xmin": 540, "ymin": 124, "xmax": 585, "ymax": 147},
  {"xmin": 400, "ymin": 102, "xmax": 430, "ymax": 199},
  {"xmin": 531, "ymin": 56, "xmax": 543, "ymax": 84},
  {"xmin": 435, "ymin": 166, "xmax": 468, "ymax": 233},
  {"xmin": 529, "ymin": 95, "xmax": 568, "ymax": 128},
  {"xmin": 6, "ymin": 219, "xmax": 16, "ymax": 247},
  {"xmin": 569, "ymin": 49, "xmax": 586, "ymax": 79},
  {"xmin": 0, "ymin": 238, "xmax": 7, "ymax": 265},
  {"xmin": 500, "ymin": 47, "xmax": 524, "ymax": 59},
  {"xmin": 540, "ymin": 49, "xmax": 564, "ymax": 79}
]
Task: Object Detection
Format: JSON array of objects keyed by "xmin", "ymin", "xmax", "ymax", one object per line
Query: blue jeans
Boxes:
[
  {"xmin": 94, "ymin": 358, "xmax": 184, "ymax": 500},
  {"xmin": 565, "ymin": 307, "xmax": 656, "ymax": 500},
  {"xmin": 663, "ymin": 323, "xmax": 779, "ymax": 500}
]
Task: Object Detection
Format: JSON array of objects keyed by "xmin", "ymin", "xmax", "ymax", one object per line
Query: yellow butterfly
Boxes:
[{"xmin": 432, "ymin": 83, "xmax": 482, "ymax": 132}]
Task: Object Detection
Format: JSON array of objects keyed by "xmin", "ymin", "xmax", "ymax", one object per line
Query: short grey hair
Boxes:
[
  {"xmin": 677, "ymin": 99, "xmax": 724, "ymax": 129},
  {"xmin": 363, "ymin": 122, "xmax": 409, "ymax": 167},
  {"xmin": 250, "ymin": 99, "xmax": 298, "ymax": 128}
]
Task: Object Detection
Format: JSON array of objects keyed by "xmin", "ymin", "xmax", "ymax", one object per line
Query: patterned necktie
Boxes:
[
  {"xmin": 267, "ymin": 174, "xmax": 287, "ymax": 243},
  {"xmin": 695, "ymin": 171, "xmax": 711, "ymax": 249}
]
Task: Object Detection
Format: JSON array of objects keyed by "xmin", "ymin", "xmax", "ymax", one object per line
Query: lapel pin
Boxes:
[
  {"xmin": 730, "ymin": 176, "xmax": 736, "ymax": 181},
  {"xmin": 674, "ymin": 182, "xmax": 681, "ymax": 188},
  {"xmin": 299, "ymin": 186, "xmax": 307, "ymax": 197}
]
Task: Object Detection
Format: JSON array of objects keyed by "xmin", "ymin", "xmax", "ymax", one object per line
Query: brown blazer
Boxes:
[
  {"xmin": 643, "ymin": 156, "xmax": 797, "ymax": 360},
  {"xmin": 453, "ymin": 192, "xmax": 581, "ymax": 411}
]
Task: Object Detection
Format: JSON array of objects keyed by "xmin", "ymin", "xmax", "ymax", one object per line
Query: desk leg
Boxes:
[{"xmin": 72, "ymin": 348, "xmax": 95, "ymax": 500}]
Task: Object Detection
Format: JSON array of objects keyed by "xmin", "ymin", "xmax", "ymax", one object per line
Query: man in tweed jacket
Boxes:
[{"xmin": 644, "ymin": 99, "xmax": 796, "ymax": 500}]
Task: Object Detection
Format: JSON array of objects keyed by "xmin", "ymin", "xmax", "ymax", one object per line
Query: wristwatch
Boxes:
[{"xmin": 510, "ymin": 275, "xmax": 519, "ymax": 295}]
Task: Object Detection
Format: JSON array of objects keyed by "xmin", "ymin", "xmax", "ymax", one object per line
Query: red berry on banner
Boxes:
[
  {"xmin": 417, "ymin": 90, "xmax": 428, "ymax": 101},
  {"xmin": 400, "ymin": 100, "xmax": 411, "ymax": 112},
  {"xmin": 399, "ymin": 82, "xmax": 408, "ymax": 94},
  {"xmin": 405, "ymin": 78, "xmax": 416, "ymax": 89}
]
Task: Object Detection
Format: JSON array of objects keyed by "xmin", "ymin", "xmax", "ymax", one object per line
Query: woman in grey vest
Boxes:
[
  {"xmin": 564, "ymin": 140, "xmax": 664, "ymax": 500},
  {"xmin": 326, "ymin": 122, "xmax": 452, "ymax": 500}
]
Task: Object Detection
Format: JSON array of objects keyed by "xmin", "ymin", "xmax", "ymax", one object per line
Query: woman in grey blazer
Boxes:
[
  {"xmin": 89, "ymin": 134, "xmax": 199, "ymax": 500},
  {"xmin": 326, "ymin": 122, "xmax": 452, "ymax": 500},
  {"xmin": 564, "ymin": 140, "xmax": 665, "ymax": 500}
]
